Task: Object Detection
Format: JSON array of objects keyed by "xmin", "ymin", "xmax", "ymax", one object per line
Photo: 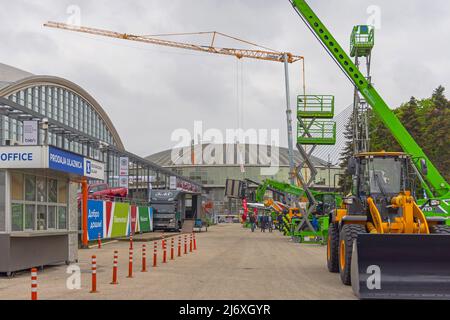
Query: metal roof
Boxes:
[{"xmin": 146, "ymin": 143, "xmax": 329, "ymax": 167}]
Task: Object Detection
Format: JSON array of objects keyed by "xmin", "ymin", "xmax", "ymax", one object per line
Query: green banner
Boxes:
[
  {"xmin": 110, "ymin": 202, "xmax": 130, "ymax": 238},
  {"xmin": 138, "ymin": 206, "xmax": 151, "ymax": 233}
]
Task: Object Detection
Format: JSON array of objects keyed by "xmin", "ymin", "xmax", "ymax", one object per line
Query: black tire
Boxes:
[
  {"xmin": 430, "ymin": 225, "xmax": 450, "ymax": 234},
  {"xmin": 327, "ymin": 222, "xmax": 339, "ymax": 273},
  {"xmin": 338, "ymin": 224, "xmax": 366, "ymax": 286}
]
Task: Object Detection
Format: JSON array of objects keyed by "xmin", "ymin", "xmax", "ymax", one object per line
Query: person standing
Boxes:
[
  {"xmin": 249, "ymin": 214, "xmax": 256, "ymax": 232},
  {"xmin": 261, "ymin": 214, "xmax": 268, "ymax": 233}
]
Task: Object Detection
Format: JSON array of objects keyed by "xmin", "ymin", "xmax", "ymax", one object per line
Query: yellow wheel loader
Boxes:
[{"xmin": 326, "ymin": 152, "xmax": 450, "ymax": 299}]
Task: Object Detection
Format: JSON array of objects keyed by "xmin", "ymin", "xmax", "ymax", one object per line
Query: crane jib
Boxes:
[{"xmin": 290, "ymin": 0, "xmax": 449, "ymax": 198}]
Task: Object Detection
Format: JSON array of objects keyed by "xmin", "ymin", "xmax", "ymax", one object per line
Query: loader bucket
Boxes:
[{"xmin": 351, "ymin": 233, "xmax": 450, "ymax": 300}]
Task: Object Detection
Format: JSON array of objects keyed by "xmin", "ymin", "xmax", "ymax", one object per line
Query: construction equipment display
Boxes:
[
  {"xmin": 295, "ymin": 93, "xmax": 336, "ymax": 244},
  {"xmin": 290, "ymin": 0, "xmax": 450, "ymax": 299},
  {"xmin": 289, "ymin": 0, "xmax": 450, "ymax": 219},
  {"xmin": 248, "ymin": 178, "xmax": 340, "ymax": 243}
]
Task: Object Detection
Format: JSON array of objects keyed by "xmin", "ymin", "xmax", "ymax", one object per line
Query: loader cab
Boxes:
[{"xmin": 350, "ymin": 152, "xmax": 412, "ymax": 216}]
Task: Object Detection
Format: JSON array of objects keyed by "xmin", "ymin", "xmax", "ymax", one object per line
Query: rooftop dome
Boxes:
[{"xmin": 146, "ymin": 143, "xmax": 329, "ymax": 167}]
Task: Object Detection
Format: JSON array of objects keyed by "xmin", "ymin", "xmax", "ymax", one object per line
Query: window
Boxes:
[
  {"xmin": 48, "ymin": 206, "xmax": 57, "ymax": 229},
  {"xmin": 25, "ymin": 204, "xmax": 35, "ymax": 230},
  {"xmin": 11, "ymin": 204, "xmax": 23, "ymax": 231},
  {"xmin": 58, "ymin": 207, "xmax": 67, "ymax": 229},
  {"xmin": 25, "ymin": 175, "xmax": 36, "ymax": 201},
  {"xmin": 58, "ymin": 180, "xmax": 67, "ymax": 203},
  {"xmin": 37, "ymin": 205, "xmax": 47, "ymax": 231},
  {"xmin": 11, "ymin": 172, "xmax": 23, "ymax": 200},
  {"xmin": 11, "ymin": 174, "xmax": 68, "ymax": 232},
  {"xmin": 36, "ymin": 176, "xmax": 47, "ymax": 202}
]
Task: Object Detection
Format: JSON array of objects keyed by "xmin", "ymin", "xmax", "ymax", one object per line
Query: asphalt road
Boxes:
[{"xmin": 0, "ymin": 223, "xmax": 354, "ymax": 300}]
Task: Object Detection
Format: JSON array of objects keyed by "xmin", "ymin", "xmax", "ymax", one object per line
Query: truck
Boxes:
[{"xmin": 150, "ymin": 190, "xmax": 184, "ymax": 231}]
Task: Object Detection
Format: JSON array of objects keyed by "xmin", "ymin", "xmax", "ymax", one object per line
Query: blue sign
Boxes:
[
  {"xmin": 49, "ymin": 146, "xmax": 84, "ymax": 175},
  {"xmin": 86, "ymin": 160, "xmax": 92, "ymax": 174},
  {"xmin": 87, "ymin": 200, "xmax": 104, "ymax": 240}
]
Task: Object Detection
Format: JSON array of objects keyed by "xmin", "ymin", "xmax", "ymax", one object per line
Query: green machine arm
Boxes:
[
  {"xmin": 290, "ymin": 0, "xmax": 449, "ymax": 199},
  {"xmin": 255, "ymin": 179, "xmax": 305, "ymax": 203}
]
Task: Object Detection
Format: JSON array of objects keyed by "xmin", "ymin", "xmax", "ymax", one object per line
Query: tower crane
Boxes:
[{"xmin": 44, "ymin": 22, "xmax": 305, "ymax": 185}]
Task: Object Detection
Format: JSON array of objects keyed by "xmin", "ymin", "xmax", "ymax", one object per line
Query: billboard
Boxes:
[
  {"xmin": 108, "ymin": 202, "xmax": 130, "ymax": 238},
  {"xmin": 87, "ymin": 200, "xmax": 104, "ymax": 240},
  {"xmin": 86, "ymin": 200, "xmax": 154, "ymax": 239},
  {"xmin": 138, "ymin": 206, "xmax": 152, "ymax": 233}
]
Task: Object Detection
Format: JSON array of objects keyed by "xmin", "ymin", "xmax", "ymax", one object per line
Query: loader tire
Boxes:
[
  {"xmin": 327, "ymin": 222, "xmax": 339, "ymax": 273},
  {"xmin": 430, "ymin": 225, "xmax": 450, "ymax": 234},
  {"xmin": 338, "ymin": 224, "xmax": 366, "ymax": 286}
]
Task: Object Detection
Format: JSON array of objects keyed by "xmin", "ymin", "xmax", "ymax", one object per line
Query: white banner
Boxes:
[
  {"xmin": 119, "ymin": 176, "xmax": 129, "ymax": 188},
  {"xmin": 169, "ymin": 176, "xmax": 177, "ymax": 190},
  {"xmin": 23, "ymin": 120, "xmax": 38, "ymax": 145},
  {"xmin": 119, "ymin": 157, "xmax": 129, "ymax": 176}
]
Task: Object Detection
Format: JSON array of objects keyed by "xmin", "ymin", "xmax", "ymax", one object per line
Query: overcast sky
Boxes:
[{"xmin": 1, "ymin": 0, "xmax": 449, "ymax": 157}]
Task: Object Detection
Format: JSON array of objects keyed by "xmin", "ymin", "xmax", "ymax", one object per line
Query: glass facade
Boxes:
[
  {"xmin": 171, "ymin": 165, "xmax": 343, "ymax": 188},
  {"xmin": 1, "ymin": 84, "xmax": 125, "ymax": 187}
]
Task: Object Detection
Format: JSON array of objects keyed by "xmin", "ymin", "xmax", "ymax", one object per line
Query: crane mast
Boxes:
[{"xmin": 289, "ymin": 0, "xmax": 449, "ymax": 199}]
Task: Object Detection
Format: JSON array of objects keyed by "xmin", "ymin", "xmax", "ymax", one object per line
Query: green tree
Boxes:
[
  {"xmin": 338, "ymin": 116, "xmax": 354, "ymax": 194},
  {"xmin": 368, "ymin": 86, "xmax": 450, "ymax": 182}
]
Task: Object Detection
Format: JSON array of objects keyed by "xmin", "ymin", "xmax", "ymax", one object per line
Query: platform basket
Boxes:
[
  {"xmin": 297, "ymin": 95, "xmax": 334, "ymax": 119},
  {"xmin": 350, "ymin": 25, "xmax": 374, "ymax": 57},
  {"xmin": 297, "ymin": 120, "xmax": 336, "ymax": 145}
]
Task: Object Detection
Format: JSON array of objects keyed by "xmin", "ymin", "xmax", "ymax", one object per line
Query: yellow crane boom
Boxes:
[{"xmin": 43, "ymin": 21, "xmax": 303, "ymax": 64}]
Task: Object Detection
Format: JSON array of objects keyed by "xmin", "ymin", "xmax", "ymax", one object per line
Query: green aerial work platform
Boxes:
[
  {"xmin": 350, "ymin": 25, "xmax": 374, "ymax": 58},
  {"xmin": 297, "ymin": 94, "xmax": 336, "ymax": 145},
  {"xmin": 297, "ymin": 120, "xmax": 336, "ymax": 145},
  {"xmin": 297, "ymin": 95, "xmax": 334, "ymax": 118}
]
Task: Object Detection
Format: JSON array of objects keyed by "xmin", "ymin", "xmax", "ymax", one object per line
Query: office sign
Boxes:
[
  {"xmin": 23, "ymin": 120, "xmax": 38, "ymax": 145},
  {"xmin": 84, "ymin": 158, "xmax": 105, "ymax": 180},
  {"xmin": 49, "ymin": 146, "xmax": 84, "ymax": 175},
  {"xmin": 0, "ymin": 146, "xmax": 45, "ymax": 168}
]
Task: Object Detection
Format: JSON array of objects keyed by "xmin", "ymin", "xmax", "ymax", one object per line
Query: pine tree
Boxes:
[{"xmin": 422, "ymin": 86, "xmax": 450, "ymax": 181}]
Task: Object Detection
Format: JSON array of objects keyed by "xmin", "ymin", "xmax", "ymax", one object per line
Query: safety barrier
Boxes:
[
  {"xmin": 90, "ymin": 255, "xmax": 98, "ymax": 293},
  {"xmin": 127, "ymin": 247, "xmax": 133, "ymax": 278},
  {"xmin": 111, "ymin": 251, "xmax": 119, "ymax": 285},
  {"xmin": 153, "ymin": 241, "xmax": 157, "ymax": 267},
  {"xmin": 142, "ymin": 244, "xmax": 147, "ymax": 272},
  {"xmin": 30, "ymin": 234, "xmax": 200, "ymax": 299},
  {"xmin": 31, "ymin": 268, "xmax": 38, "ymax": 300}
]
